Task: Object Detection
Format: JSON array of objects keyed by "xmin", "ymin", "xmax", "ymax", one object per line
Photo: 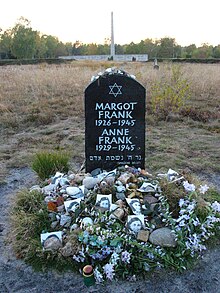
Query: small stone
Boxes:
[
  {"xmin": 115, "ymin": 180, "xmax": 123, "ymax": 186},
  {"xmin": 51, "ymin": 172, "xmax": 64, "ymax": 184},
  {"xmin": 48, "ymin": 212, "xmax": 57, "ymax": 221},
  {"xmin": 59, "ymin": 178, "xmax": 70, "ymax": 186},
  {"xmin": 44, "ymin": 195, "xmax": 55, "ymax": 203},
  {"xmin": 149, "ymin": 203, "xmax": 160, "ymax": 212},
  {"xmin": 70, "ymin": 223, "xmax": 78, "ymax": 231},
  {"xmin": 149, "ymin": 227, "xmax": 177, "ymax": 247},
  {"xmin": 56, "ymin": 196, "xmax": 64, "ymax": 206},
  {"xmin": 129, "ymin": 175, "xmax": 137, "ymax": 183},
  {"xmin": 91, "ymin": 168, "xmax": 102, "ymax": 177},
  {"xmin": 51, "ymin": 221, "xmax": 59, "ymax": 229},
  {"xmin": 116, "ymin": 185, "xmax": 126, "ymax": 193},
  {"xmin": 68, "ymin": 173, "xmax": 75, "ymax": 180},
  {"xmin": 112, "ymin": 208, "xmax": 125, "ymax": 220},
  {"xmin": 103, "ymin": 176, "xmax": 115, "ymax": 186},
  {"xmin": 115, "ymin": 199, "xmax": 125, "ymax": 208},
  {"xmin": 83, "ymin": 177, "xmax": 100, "ymax": 189},
  {"xmin": 60, "ymin": 242, "xmax": 74, "ymax": 257},
  {"xmin": 60, "ymin": 214, "xmax": 72, "ymax": 227},
  {"xmin": 116, "ymin": 192, "xmax": 126, "ymax": 200},
  {"xmin": 99, "ymin": 181, "xmax": 108, "ymax": 189},
  {"xmin": 127, "ymin": 183, "xmax": 137, "ymax": 189},
  {"xmin": 57, "ymin": 204, "xmax": 64, "ymax": 212},
  {"xmin": 95, "ymin": 206, "xmax": 108, "ymax": 213},
  {"xmin": 137, "ymin": 230, "xmax": 150, "ymax": 242},
  {"xmin": 73, "ymin": 174, "xmax": 85, "ymax": 184},
  {"xmin": 59, "ymin": 188, "xmax": 66, "ymax": 194},
  {"xmin": 43, "ymin": 235, "xmax": 62, "ymax": 251},
  {"xmin": 30, "ymin": 185, "xmax": 42, "ymax": 193},
  {"xmin": 62, "ymin": 194, "xmax": 69, "ymax": 200},
  {"xmin": 66, "ymin": 186, "xmax": 83, "ymax": 198},
  {"xmin": 140, "ymin": 169, "xmax": 152, "ymax": 177},
  {"xmin": 110, "ymin": 204, "xmax": 118, "ymax": 211},
  {"xmin": 143, "ymin": 195, "xmax": 158, "ymax": 205},
  {"xmin": 127, "ymin": 192, "xmax": 137, "ymax": 199},
  {"xmin": 83, "ymin": 187, "xmax": 89, "ymax": 196},
  {"xmin": 118, "ymin": 172, "xmax": 133, "ymax": 184},
  {"xmin": 81, "ymin": 217, "xmax": 93, "ymax": 227},
  {"xmin": 42, "ymin": 184, "xmax": 56, "ymax": 194}
]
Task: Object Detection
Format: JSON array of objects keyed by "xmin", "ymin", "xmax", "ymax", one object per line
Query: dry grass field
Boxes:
[{"xmin": 0, "ymin": 61, "xmax": 220, "ymax": 183}]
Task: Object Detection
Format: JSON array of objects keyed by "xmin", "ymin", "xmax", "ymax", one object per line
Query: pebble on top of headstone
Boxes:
[{"xmin": 85, "ymin": 68, "xmax": 146, "ymax": 173}]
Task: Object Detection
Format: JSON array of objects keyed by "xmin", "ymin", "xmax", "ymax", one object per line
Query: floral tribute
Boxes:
[{"xmin": 37, "ymin": 166, "xmax": 220, "ymax": 282}]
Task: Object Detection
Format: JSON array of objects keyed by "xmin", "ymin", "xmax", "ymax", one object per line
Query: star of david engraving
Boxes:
[{"xmin": 109, "ymin": 83, "xmax": 122, "ymax": 97}]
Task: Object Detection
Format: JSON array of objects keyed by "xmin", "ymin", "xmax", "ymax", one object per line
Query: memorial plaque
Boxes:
[{"xmin": 85, "ymin": 70, "xmax": 146, "ymax": 172}]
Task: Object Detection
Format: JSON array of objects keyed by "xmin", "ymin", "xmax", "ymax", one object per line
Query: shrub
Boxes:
[
  {"xmin": 150, "ymin": 65, "xmax": 191, "ymax": 120},
  {"xmin": 32, "ymin": 151, "xmax": 70, "ymax": 180}
]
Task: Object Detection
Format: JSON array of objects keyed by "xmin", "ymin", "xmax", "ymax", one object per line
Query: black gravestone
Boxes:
[{"xmin": 85, "ymin": 69, "xmax": 146, "ymax": 172}]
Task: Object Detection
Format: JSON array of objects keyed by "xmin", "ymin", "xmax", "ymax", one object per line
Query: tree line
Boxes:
[{"xmin": 1, "ymin": 17, "xmax": 220, "ymax": 59}]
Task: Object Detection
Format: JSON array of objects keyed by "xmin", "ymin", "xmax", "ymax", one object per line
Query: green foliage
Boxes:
[
  {"xmin": 11, "ymin": 17, "xmax": 38, "ymax": 59},
  {"xmin": 11, "ymin": 190, "xmax": 50, "ymax": 257},
  {"xmin": 156, "ymin": 37, "xmax": 177, "ymax": 58},
  {"xmin": 150, "ymin": 65, "xmax": 191, "ymax": 120},
  {"xmin": 0, "ymin": 17, "xmax": 65, "ymax": 59},
  {"xmin": 203, "ymin": 188, "xmax": 220, "ymax": 203},
  {"xmin": 14, "ymin": 189, "xmax": 47, "ymax": 213},
  {"xmin": 1, "ymin": 18, "xmax": 219, "ymax": 60},
  {"xmin": 32, "ymin": 150, "xmax": 70, "ymax": 180},
  {"xmin": 159, "ymin": 178, "xmax": 186, "ymax": 217},
  {"xmin": 0, "ymin": 29, "xmax": 12, "ymax": 58},
  {"xmin": 11, "ymin": 189, "xmax": 76, "ymax": 271}
]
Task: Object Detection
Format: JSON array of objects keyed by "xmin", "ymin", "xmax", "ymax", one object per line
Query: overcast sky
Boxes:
[{"xmin": 1, "ymin": 0, "xmax": 219, "ymax": 46}]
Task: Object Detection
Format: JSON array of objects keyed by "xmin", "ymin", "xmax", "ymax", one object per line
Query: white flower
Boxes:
[
  {"xmin": 103, "ymin": 263, "xmax": 115, "ymax": 280},
  {"xmin": 192, "ymin": 217, "xmax": 200, "ymax": 226},
  {"xmin": 199, "ymin": 184, "xmax": 209, "ymax": 194},
  {"xmin": 179, "ymin": 208, "xmax": 187, "ymax": 215},
  {"xmin": 121, "ymin": 251, "xmax": 132, "ymax": 264},
  {"xmin": 179, "ymin": 198, "xmax": 185, "ymax": 207},
  {"xmin": 186, "ymin": 202, "xmax": 196, "ymax": 213},
  {"xmin": 177, "ymin": 214, "xmax": 190, "ymax": 222},
  {"xmin": 207, "ymin": 215, "xmax": 220, "ymax": 223},
  {"xmin": 147, "ymin": 252, "xmax": 155, "ymax": 260},
  {"xmin": 72, "ymin": 254, "xmax": 85, "ymax": 262},
  {"xmin": 211, "ymin": 201, "xmax": 220, "ymax": 213},
  {"xmin": 178, "ymin": 220, "xmax": 186, "ymax": 227},
  {"xmin": 110, "ymin": 252, "xmax": 120, "ymax": 265},
  {"xmin": 183, "ymin": 181, "xmax": 196, "ymax": 192},
  {"xmin": 94, "ymin": 267, "xmax": 104, "ymax": 283}
]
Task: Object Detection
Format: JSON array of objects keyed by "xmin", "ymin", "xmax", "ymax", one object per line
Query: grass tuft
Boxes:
[
  {"xmin": 32, "ymin": 151, "xmax": 70, "ymax": 180},
  {"xmin": 11, "ymin": 190, "xmax": 50, "ymax": 257}
]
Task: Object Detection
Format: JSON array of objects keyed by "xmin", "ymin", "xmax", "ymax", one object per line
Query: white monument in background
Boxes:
[{"xmin": 110, "ymin": 11, "xmax": 115, "ymax": 59}]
